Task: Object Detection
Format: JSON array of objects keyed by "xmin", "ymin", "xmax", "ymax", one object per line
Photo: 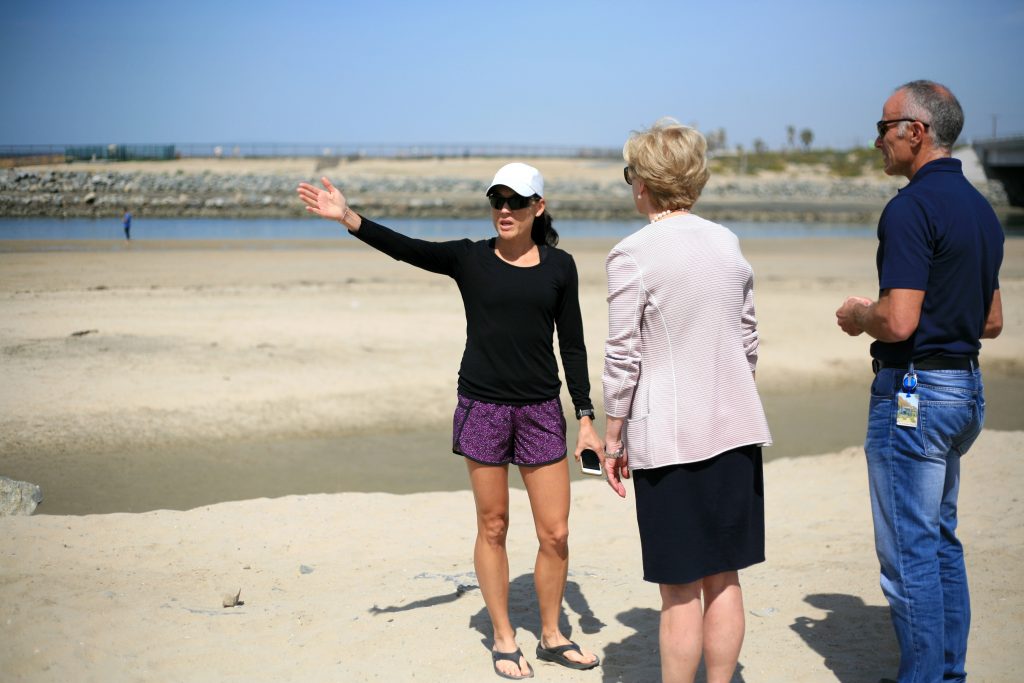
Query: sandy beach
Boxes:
[
  {"xmin": 2, "ymin": 436, "xmax": 1022, "ymax": 682},
  {"xmin": 1, "ymin": 166, "xmax": 1023, "ymax": 680}
]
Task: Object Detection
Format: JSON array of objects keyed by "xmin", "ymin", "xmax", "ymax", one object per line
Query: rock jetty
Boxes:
[{"xmin": 0, "ymin": 160, "xmax": 1009, "ymax": 223}]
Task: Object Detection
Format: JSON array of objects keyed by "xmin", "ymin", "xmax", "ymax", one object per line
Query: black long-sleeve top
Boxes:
[{"xmin": 353, "ymin": 218, "xmax": 594, "ymax": 412}]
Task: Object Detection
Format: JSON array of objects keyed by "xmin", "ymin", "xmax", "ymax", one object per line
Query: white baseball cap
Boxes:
[{"xmin": 486, "ymin": 162, "xmax": 544, "ymax": 198}]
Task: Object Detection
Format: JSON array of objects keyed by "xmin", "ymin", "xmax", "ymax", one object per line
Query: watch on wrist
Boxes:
[
  {"xmin": 575, "ymin": 407, "xmax": 595, "ymax": 421},
  {"xmin": 605, "ymin": 446, "xmax": 625, "ymax": 460}
]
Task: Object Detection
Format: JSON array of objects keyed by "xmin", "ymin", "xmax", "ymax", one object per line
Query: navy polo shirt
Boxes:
[{"xmin": 871, "ymin": 157, "xmax": 1004, "ymax": 364}]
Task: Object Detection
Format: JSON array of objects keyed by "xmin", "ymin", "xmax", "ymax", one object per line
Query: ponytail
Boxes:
[{"xmin": 531, "ymin": 206, "xmax": 559, "ymax": 247}]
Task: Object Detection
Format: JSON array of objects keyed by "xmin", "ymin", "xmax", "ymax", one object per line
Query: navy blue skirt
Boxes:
[{"xmin": 633, "ymin": 445, "xmax": 765, "ymax": 584}]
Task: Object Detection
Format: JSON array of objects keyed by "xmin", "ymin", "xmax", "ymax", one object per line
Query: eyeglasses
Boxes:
[
  {"xmin": 623, "ymin": 166, "xmax": 633, "ymax": 185},
  {"xmin": 487, "ymin": 193, "xmax": 535, "ymax": 211},
  {"xmin": 876, "ymin": 118, "xmax": 930, "ymax": 138}
]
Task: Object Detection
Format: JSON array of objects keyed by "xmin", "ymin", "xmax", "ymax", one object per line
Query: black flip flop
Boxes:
[
  {"xmin": 535, "ymin": 641, "xmax": 600, "ymax": 670},
  {"xmin": 492, "ymin": 648, "xmax": 534, "ymax": 680}
]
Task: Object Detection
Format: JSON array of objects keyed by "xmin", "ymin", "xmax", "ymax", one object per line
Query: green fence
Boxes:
[{"xmin": 65, "ymin": 144, "xmax": 177, "ymax": 161}]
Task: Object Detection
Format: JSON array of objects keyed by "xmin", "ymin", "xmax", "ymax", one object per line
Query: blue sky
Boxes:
[{"xmin": 2, "ymin": 0, "xmax": 1022, "ymax": 150}]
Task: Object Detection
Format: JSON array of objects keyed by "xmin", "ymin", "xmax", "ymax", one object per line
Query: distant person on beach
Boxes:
[
  {"xmin": 122, "ymin": 208, "xmax": 132, "ymax": 241},
  {"xmin": 297, "ymin": 163, "xmax": 601, "ymax": 679},
  {"xmin": 836, "ymin": 80, "xmax": 1003, "ymax": 683},
  {"xmin": 601, "ymin": 119, "xmax": 772, "ymax": 683}
]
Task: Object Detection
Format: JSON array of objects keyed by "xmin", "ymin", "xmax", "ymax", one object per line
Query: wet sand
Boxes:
[
  {"xmin": 1, "ymin": 236, "xmax": 1021, "ymax": 514},
  {"xmin": 2, "ymin": 376, "xmax": 1022, "ymax": 515}
]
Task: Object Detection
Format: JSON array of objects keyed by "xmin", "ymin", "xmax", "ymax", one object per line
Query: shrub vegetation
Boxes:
[{"xmin": 710, "ymin": 147, "xmax": 878, "ymax": 177}]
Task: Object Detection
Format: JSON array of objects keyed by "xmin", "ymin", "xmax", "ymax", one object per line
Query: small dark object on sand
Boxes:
[{"xmin": 222, "ymin": 589, "xmax": 242, "ymax": 608}]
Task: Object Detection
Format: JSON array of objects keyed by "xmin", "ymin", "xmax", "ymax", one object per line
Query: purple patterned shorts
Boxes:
[{"xmin": 452, "ymin": 394, "xmax": 567, "ymax": 466}]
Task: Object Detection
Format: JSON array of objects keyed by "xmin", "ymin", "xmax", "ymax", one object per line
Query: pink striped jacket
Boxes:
[{"xmin": 603, "ymin": 214, "xmax": 772, "ymax": 469}]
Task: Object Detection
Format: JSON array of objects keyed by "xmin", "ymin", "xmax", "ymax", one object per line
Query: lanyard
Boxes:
[{"xmin": 901, "ymin": 361, "xmax": 918, "ymax": 394}]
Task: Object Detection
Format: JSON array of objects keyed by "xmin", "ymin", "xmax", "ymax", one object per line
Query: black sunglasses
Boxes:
[
  {"xmin": 623, "ymin": 166, "xmax": 633, "ymax": 185},
  {"xmin": 487, "ymin": 193, "xmax": 535, "ymax": 211},
  {"xmin": 876, "ymin": 118, "xmax": 930, "ymax": 138}
]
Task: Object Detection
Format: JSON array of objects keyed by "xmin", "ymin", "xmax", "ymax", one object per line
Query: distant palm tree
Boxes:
[
  {"xmin": 800, "ymin": 128, "xmax": 814, "ymax": 151},
  {"xmin": 706, "ymin": 128, "xmax": 727, "ymax": 152},
  {"xmin": 786, "ymin": 125, "xmax": 796, "ymax": 150}
]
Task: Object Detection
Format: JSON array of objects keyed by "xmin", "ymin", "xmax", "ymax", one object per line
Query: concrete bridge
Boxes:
[{"xmin": 973, "ymin": 136, "xmax": 1024, "ymax": 207}]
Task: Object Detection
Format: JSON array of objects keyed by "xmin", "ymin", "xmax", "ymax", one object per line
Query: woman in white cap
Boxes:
[{"xmin": 298, "ymin": 163, "xmax": 601, "ymax": 679}]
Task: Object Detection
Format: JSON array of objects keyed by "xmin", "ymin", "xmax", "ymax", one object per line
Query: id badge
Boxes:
[
  {"xmin": 896, "ymin": 368, "xmax": 919, "ymax": 428},
  {"xmin": 896, "ymin": 392, "xmax": 919, "ymax": 428}
]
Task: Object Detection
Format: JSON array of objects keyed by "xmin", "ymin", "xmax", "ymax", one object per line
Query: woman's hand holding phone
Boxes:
[{"xmin": 579, "ymin": 448, "xmax": 602, "ymax": 476}]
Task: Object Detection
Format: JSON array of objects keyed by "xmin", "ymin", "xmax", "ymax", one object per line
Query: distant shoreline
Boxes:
[
  {"xmin": 0, "ymin": 216, "xmax": 889, "ymax": 247},
  {"xmin": 2, "ymin": 155, "xmax": 1013, "ymax": 223}
]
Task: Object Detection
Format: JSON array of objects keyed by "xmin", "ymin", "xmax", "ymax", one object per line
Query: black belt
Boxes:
[{"xmin": 872, "ymin": 356, "xmax": 978, "ymax": 374}]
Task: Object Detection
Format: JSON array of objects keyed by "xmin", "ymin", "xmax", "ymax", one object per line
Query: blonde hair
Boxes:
[{"xmin": 623, "ymin": 118, "xmax": 710, "ymax": 210}]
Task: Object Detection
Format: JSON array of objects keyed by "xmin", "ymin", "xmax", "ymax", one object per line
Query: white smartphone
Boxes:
[{"xmin": 579, "ymin": 448, "xmax": 602, "ymax": 476}]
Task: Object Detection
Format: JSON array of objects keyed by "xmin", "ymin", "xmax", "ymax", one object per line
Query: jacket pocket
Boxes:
[{"xmin": 631, "ymin": 377, "xmax": 651, "ymax": 419}]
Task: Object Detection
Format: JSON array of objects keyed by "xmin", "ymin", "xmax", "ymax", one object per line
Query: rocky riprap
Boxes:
[{"xmin": 0, "ymin": 167, "xmax": 1009, "ymax": 223}]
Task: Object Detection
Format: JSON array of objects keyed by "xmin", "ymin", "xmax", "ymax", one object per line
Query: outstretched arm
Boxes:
[
  {"xmin": 297, "ymin": 176, "xmax": 362, "ymax": 232},
  {"xmin": 299, "ymin": 177, "xmax": 461, "ymax": 276}
]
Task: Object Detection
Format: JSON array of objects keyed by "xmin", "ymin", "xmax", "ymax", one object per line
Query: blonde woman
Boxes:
[{"xmin": 601, "ymin": 120, "xmax": 772, "ymax": 683}]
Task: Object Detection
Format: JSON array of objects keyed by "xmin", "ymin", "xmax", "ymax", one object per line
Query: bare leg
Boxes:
[
  {"xmin": 659, "ymin": 581, "xmax": 704, "ymax": 683},
  {"xmin": 520, "ymin": 458, "xmax": 597, "ymax": 666},
  {"xmin": 701, "ymin": 571, "xmax": 745, "ymax": 683},
  {"xmin": 467, "ymin": 460, "xmax": 530, "ymax": 678}
]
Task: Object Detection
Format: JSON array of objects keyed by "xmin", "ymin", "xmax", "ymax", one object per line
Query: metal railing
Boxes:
[{"xmin": 0, "ymin": 142, "xmax": 622, "ymax": 161}]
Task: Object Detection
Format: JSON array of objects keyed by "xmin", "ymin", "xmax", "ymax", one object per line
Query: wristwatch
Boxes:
[
  {"xmin": 575, "ymin": 407, "xmax": 595, "ymax": 420},
  {"xmin": 605, "ymin": 446, "xmax": 625, "ymax": 460}
]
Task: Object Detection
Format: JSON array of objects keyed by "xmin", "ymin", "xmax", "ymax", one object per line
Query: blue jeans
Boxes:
[{"xmin": 865, "ymin": 367, "xmax": 984, "ymax": 683}]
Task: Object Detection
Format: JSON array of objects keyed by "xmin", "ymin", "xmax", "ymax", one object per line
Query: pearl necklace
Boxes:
[{"xmin": 651, "ymin": 208, "xmax": 688, "ymax": 223}]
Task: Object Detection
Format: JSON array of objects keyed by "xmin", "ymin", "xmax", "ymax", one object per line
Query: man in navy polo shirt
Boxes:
[{"xmin": 836, "ymin": 80, "xmax": 1003, "ymax": 683}]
